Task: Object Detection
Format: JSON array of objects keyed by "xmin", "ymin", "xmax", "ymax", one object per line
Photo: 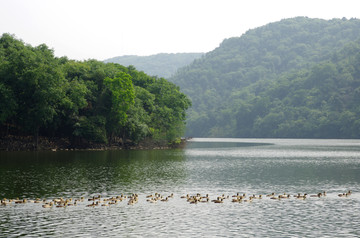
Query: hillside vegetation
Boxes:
[
  {"xmin": 104, "ymin": 53, "xmax": 204, "ymax": 78},
  {"xmin": 0, "ymin": 34, "xmax": 191, "ymax": 150},
  {"xmin": 170, "ymin": 17, "xmax": 360, "ymax": 138}
]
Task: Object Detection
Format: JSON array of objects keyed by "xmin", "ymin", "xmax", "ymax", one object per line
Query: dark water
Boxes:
[{"xmin": 1, "ymin": 138, "xmax": 360, "ymax": 237}]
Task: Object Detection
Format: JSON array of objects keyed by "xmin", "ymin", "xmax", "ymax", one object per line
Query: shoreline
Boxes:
[{"xmin": 0, "ymin": 135, "xmax": 187, "ymax": 152}]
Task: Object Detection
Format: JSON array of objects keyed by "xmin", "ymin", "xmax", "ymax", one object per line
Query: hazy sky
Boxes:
[{"xmin": 1, "ymin": 0, "xmax": 359, "ymax": 61}]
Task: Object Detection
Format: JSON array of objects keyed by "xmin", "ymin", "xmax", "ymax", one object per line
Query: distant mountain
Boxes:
[
  {"xmin": 170, "ymin": 17, "xmax": 360, "ymax": 138},
  {"xmin": 104, "ymin": 53, "xmax": 204, "ymax": 78}
]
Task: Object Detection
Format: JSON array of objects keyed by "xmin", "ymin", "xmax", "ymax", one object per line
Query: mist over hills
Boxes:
[
  {"xmin": 170, "ymin": 17, "xmax": 360, "ymax": 138},
  {"xmin": 104, "ymin": 53, "xmax": 204, "ymax": 78}
]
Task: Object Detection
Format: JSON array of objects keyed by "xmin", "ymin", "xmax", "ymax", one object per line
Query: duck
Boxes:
[
  {"xmin": 116, "ymin": 196, "xmax": 126, "ymax": 202},
  {"xmin": 187, "ymin": 196, "xmax": 198, "ymax": 203},
  {"xmin": 88, "ymin": 196, "xmax": 96, "ymax": 201},
  {"xmin": 249, "ymin": 194, "xmax": 258, "ymax": 199},
  {"xmin": 266, "ymin": 192, "xmax": 275, "ymax": 197},
  {"xmin": 56, "ymin": 201, "xmax": 68, "ymax": 208},
  {"xmin": 129, "ymin": 193, "xmax": 138, "ymax": 199},
  {"xmin": 212, "ymin": 197, "xmax": 224, "ymax": 203},
  {"xmin": 296, "ymin": 194, "xmax": 307, "ymax": 200},
  {"xmin": 279, "ymin": 193, "xmax": 289, "ymax": 198},
  {"xmin": 67, "ymin": 200, "xmax": 78, "ymax": 206},
  {"xmin": 147, "ymin": 198, "xmax": 157, "ymax": 203},
  {"xmin": 86, "ymin": 201, "xmax": 99, "ymax": 207},
  {"xmin": 189, "ymin": 199, "xmax": 198, "ymax": 204},
  {"xmin": 270, "ymin": 195, "xmax": 281, "ymax": 200},
  {"xmin": 279, "ymin": 194, "xmax": 291, "ymax": 199},
  {"xmin": 294, "ymin": 193, "xmax": 307, "ymax": 198},
  {"xmin": 181, "ymin": 194, "xmax": 190, "ymax": 199},
  {"xmin": 53, "ymin": 198, "xmax": 64, "ymax": 204},
  {"xmin": 232, "ymin": 193, "xmax": 240, "ymax": 198},
  {"xmin": 109, "ymin": 200, "xmax": 118, "ymax": 205},
  {"xmin": 250, "ymin": 194, "xmax": 263, "ymax": 199},
  {"xmin": 187, "ymin": 194, "xmax": 199, "ymax": 201},
  {"xmin": 243, "ymin": 197, "xmax": 253, "ymax": 203},
  {"xmin": 34, "ymin": 198, "xmax": 45, "ymax": 204},
  {"xmin": 42, "ymin": 202, "xmax": 54, "ymax": 208},
  {"xmin": 15, "ymin": 198, "xmax": 27, "ymax": 204},
  {"xmin": 148, "ymin": 198, "xmax": 157, "ymax": 203},
  {"xmin": 310, "ymin": 193, "xmax": 322, "ymax": 198},
  {"xmin": 200, "ymin": 194, "xmax": 209, "ymax": 199},
  {"xmin": 232, "ymin": 197, "xmax": 241, "ymax": 202},
  {"xmin": 213, "ymin": 199, "xmax": 224, "ymax": 204},
  {"xmin": 200, "ymin": 197, "xmax": 209, "ymax": 203},
  {"xmin": 109, "ymin": 196, "xmax": 115, "ymax": 201},
  {"xmin": 1, "ymin": 199, "xmax": 11, "ymax": 206}
]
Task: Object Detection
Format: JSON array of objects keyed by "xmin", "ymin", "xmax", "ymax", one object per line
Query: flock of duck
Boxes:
[
  {"xmin": 0, "ymin": 190, "xmax": 353, "ymax": 208},
  {"xmin": 180, "ymin": 190, "xmax": 352, "ymax": 204}
]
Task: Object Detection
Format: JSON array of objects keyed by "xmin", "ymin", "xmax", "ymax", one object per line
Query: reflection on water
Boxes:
[
  {"xmin": 0, "ymin": 150, "xmax": 187, "ymax": 199},
  {"xmin": 1, "ymin": 138, "xmax": 360, "ymax": 237}
]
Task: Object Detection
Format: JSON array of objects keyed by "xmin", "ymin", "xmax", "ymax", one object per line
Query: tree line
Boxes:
[
  {"xmin": 170, "ymin": 17, "xmax": 360, "ymax": 138},
  {"xmin": 0, "ymin": 34, "xmax": 191, "ymax": 149}
]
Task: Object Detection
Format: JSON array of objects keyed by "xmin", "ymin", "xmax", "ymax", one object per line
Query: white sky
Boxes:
[{"xmin": 1, "ymin": 0, "xmax": 359, "ymax": 61}]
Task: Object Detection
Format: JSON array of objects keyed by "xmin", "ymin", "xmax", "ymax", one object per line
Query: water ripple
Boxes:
[{"xmin": 1, "ymin": 139, "xmax": 360, "ymax": 236}]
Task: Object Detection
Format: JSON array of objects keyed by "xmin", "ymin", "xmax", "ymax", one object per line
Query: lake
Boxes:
[{"xmin": 1, "ymin": 138, "xmax": 360, "ymax": 237}]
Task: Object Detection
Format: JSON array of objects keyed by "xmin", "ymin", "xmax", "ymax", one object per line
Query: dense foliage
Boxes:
[
  {"xmin": 104, "ymin": 53, "xmax": 204, "ymax": 78},
  {"xmin": 170, "ymin": 17, "xmax": 360, "ymax": 138},
  {"xmin": 0, "ymin": 34, "xmax": 191, "ymax": 148}
]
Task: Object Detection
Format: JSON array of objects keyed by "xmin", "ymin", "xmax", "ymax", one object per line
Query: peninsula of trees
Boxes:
[
  {"xmin": 0, "ymin": 34, "xmax": 191, "ymax": 150},
  {"xmin": 171, "ymin": 17, "xmax": 360, "ymax": 138}
]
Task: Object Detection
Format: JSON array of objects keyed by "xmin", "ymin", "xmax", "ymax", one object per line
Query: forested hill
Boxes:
[
  {"xmin": 0, "ymin": 34, "xmax": 191, "ymax": 150},
  {"xmin": 170, "ymin": 17, "xmax": 360, "ymax": 138},
  {"xmin": 104, "ymin": 53, "xmax": 204, "ymax": 78}
]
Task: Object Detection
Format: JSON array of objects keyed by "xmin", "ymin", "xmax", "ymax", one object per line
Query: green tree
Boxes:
[
  {"xmin": 103, "ymin": 71, "xmax": 135, "ymax": 142},
  {"xmin": 0, "ymin": 34, "xmax": 67, "ymax": 148},
  {"xmin": 148, "ymin": 78, "xmax": 191, "ymax": 142},
  {"xmin": 0, "ymin": 82, "xmax": 17, "ymax": 125},
  {"xmin": 1, "ymin": 34, "xmax": 192, "ymax": 149}
]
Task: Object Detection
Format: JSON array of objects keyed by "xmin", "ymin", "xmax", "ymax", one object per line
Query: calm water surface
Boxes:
[{"xmin": 1, "ymin": 138, "xmax": 360, "ymax": 237}]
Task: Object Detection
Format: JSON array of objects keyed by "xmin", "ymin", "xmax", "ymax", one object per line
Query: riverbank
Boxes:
[{"xmin": 0, "ymin": 135, "xmax": 187, "ymax": 151}]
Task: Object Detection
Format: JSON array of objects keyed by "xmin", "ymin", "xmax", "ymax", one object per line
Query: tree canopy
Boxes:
[
  {"xmin": 170, "ymin": 17, "xmax": 360, "ymax": 138},
  {"xmin": 0, "ymin": 34, "xmax": 191, "ymax": 148}
]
